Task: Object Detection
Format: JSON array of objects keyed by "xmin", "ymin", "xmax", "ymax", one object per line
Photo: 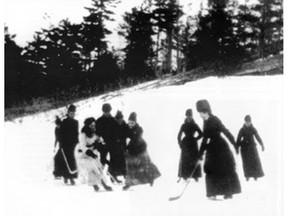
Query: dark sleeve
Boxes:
[
  {"xmin": 236, "ymin": 128, "xmax": 243, "ymax": 147},
  {"xmin": 217, "ymin": 117, "xmax": 237, "ymax": 150},
  {"xmin": 85, "ymin": 149, "xmax": 97, "ymax": 158},
  {"xmin": 177, "ymin": 125, "xmax": 183, "ymax": 144},
  {"xmin": 75, "ymin": 121, "xmax": 79, "ymax": 143},
  {"xmin": 194, "ymin": 124, "xmax": 203, "ymax": 140},
  {"xmin": 136, "ymin": 126, "xmax": 143, "ymax": 138},
  {"xmin": 253, "ymin": 127, "xmax": 264, "ymax": 147},
  {"xmin": 218, "ymin": 119, "xmax": 236, "ymax": 147},
  {"xmin": 199, "ymin": 137, "xmax": 208, "ymax": 156}
]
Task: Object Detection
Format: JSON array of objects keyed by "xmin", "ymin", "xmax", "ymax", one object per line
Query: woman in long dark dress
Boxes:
[
  {"xmin": 177, "ymin": 109, "xmax": 203, "ymax": 182},
  {"xmin": 109, "ymin": 111, "xmax": 130, "ymax": 182},
  {"xmin": 236, "ymin": 115, "xmax": 265, "ymax": 181},
  {"xmin": 53, "ymin": 104, "xmax": 79, "ymax": 185},
  {"xmin": 123, "ymin": 112, "xmax": 161, "ymax": 190},
  {"xmin": 196, "ymin": 100, "xmax": 241, "ymax": 200},
  {"xmin": 53, "ymin": 116, "xmax": 62, "ymax": 179}
]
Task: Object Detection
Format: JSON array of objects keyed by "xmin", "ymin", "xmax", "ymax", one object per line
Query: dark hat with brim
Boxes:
[{"xmin": 196, "ymin": 99, "xmax": 211, "ymax": 113}]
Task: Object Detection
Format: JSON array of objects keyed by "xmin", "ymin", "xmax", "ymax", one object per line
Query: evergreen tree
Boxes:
[
  {"xmin": 252, "ymin": 0, "xmax": 283, "ymax": 57},
  {"xmin": 152, "ymin": 0, "xmax": 183, "ymax": 74},
  {"xmin": 82, "ymin": 0, "xmax": 120, "ymax": 64},
  {"xmin": 23, "ymin": 20, "xmax": 84, "ymax": 94},
  {"xmin": 4, "ymin": 26, "xmax": 24, "ymax": 107},
  {"xmin": 120, "ymin": 7, "xmax": 155, "ymax": 78},
  {"xmin": 192, "ymin": 1, "xmax": 244, "ymax": 74}
]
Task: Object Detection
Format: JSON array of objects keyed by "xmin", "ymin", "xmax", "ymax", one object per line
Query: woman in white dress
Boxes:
[{"xmin": 75, "ymin": 117, "xmax": 113, "ymax": 192}]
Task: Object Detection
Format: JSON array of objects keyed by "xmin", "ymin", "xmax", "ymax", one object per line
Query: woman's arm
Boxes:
[
  {"xmin": 177, "ymin": 125, "xmax": 183, "ymax": 147},
  {"xmin": 194, "ymin": 124, "xmax": 203, "ymax": 140}
]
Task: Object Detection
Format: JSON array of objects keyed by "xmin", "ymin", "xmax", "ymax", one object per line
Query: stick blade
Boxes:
[{"xmin": 168, "ymin": 195, "xmax": 181, "ymax": 201}]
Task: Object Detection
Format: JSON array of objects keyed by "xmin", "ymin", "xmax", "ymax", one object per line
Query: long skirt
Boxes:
[
  {"xmin": 204, "ymin": 137, "xmax": 241, "ymax": 197},
  {"xmin": 240, "ymin": 143, "xmax": 264, "ymax": 178},
  {"xmin": 108, "ymin": 142, "xmax": 126, "ymax": 177},
  {"xmin": 77, "ymin": 156, "xmax": 108, "ymax": 186},
  {"xmin": 53, "ymin": 147, "xmax": 77, "ymax": 179},
  {"xmin": 178, "ymin": 138, "xmax": 201, "ymax": 179},
  {"xmin": 125, "ymin": 150, "xmax": 161, "ymax": 186}
]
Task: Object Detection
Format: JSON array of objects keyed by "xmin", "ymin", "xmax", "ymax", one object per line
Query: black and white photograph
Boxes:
[{"xmin": 3, "ymin": 0, "xmax": 287, "ymax": 216}]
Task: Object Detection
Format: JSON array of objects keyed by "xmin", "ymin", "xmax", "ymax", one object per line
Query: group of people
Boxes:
[
  {"xmin": 53, "ymin": 99, "xmax": 265, "ymax": 200},
  {"xmin": 53, "ymin": 103, "xmax": 161, "ymax": 191},
  {"xmin": 177, "ymin": 99, "xmax": 265, "ymax": 200}
]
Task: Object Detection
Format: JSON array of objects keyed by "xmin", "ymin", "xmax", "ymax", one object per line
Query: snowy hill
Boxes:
[{"xmin": 4, "ymin": 75, "xmax": 284, "ymax": 216}]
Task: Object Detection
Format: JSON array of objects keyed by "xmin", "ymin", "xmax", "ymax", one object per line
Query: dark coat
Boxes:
[
  {"xmin": 177, "ymin": 119, "xmax": 203, "ymax": 179},
  {"xmin": 200, "ymin": 114, "xmax": 241, "ymax": 197},
  {"xmin": 236, "ymin": 124, "xmax": 264, "ymax": 178},
  {"xmin": 108, "ymin": 121, "xmax": 130, "ymax": 176},
  {"xmin": 54, "ymin": 117, "xmax": 79, "ymax": 179},
  {"xmin": 95, "ymin": 114, "xmax": 117, "ymax": 165},
  {"xmin": 125, "ymin": 123, "xmax": 161, "ymax": 186},
  {"xmin": 127, "ymin": 123, "xmax": 147, "ymax": 156}
]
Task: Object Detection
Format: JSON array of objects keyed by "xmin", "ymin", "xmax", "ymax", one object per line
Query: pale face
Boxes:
[
  {"xmin": 128, "ymin": 120, "xmax": 136, "ymax": 128},
  {"xmin": 244, "ymin": 121, "xmax": 251, "ymax": 127},
  {"xmin": 199, "ymin": 112, "xmax": 209, "ymax": 120},
  {"xmin": 89, "ymin": 122, "xmax": 96, "ymax": 131},
  {"xmin": 68, "ymin": 111, "xmax": 76, "ymax": 119},
  {"xmin": 186, "ymin": 115, "xmax": 192, "ymax": 122}
]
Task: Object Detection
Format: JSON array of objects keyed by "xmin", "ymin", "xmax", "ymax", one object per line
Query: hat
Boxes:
[
  {"xmin": 84, "ymin": 117, "xmax": 96, "ymax": 126},
  {"xmin": 68, "ymin": 104, "xmax": 76, "ymax": 112},
  {"xmin": 115, "ymin": 111, "xmax": 124, "ymax": 120},
  {"xmin": 196, "ymin": 99, "xmax": 211, "ymax": 113},
  {"xmin": 128, "ymin": 112, "xmax": 137, "ymax": 122},
  {"xmin": 244, "ymin": 115, "xmax": 251, "ymax": 122},
  {"xmin": 102, "ymin": 103, "xmax": 112, "ymax": 113},
  {"xmin": 185, "ymin": 109, "xmax": 193, "ymax": 117}
]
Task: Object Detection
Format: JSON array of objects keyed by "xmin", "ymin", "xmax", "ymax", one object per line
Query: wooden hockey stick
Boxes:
[{"xmin": 169, "ymin": 160, "xmax": 201, "ymax": 201}]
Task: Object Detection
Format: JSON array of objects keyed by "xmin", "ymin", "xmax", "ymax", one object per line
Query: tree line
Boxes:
[{"xmin": 5, "ymin": 0, "xmax": 283, "ymax": 108}]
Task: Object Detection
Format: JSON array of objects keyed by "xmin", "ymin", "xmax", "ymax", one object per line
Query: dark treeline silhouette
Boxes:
[{"xmin": 5, "ymin": 0, "xmax": 283, "ymax": 111}]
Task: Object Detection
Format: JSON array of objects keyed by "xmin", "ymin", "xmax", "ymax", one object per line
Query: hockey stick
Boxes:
[{"xmin": 169, "ymin": 160, "xmax": 201, "ymax": 201}]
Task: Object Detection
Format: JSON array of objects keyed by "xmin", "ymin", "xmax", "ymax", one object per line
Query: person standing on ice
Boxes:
[
  {"xmin": 95, "ymin": 103, "xmax": 118, "ymax": 180},
  {"xmin": 75, "ymin": 117, "xmax": 113, "ymax": 192},
  {"xmin": 196, "ymin": 99, "xmax": 241, "ymax": 200},
  {"xmin": 236, "ymin": 115, "xmax": 265, "ymax": 181},
  {"xmin": 177, "ymin": 109, "xmax": 203, "ymax": 182},
  {"xmin": 122, "ymin": 112, "xmax": 161, "ymax": 190},
  {"xmin": 109, "ymin": 111, "xmax": 130, "ymax": 183},
  {"xmin": 53, "ymin": 104, "xmax": 79, "ymax": 185}
]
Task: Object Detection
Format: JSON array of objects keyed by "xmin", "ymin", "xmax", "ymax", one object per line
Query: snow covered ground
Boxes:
[{"xmin": 4, "ymin": 75, "xmax": 285, "ymax": 216}]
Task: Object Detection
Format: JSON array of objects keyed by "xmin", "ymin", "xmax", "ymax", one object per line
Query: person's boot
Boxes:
[
  {"xmin": 93, "ymin": 185, "xmax": 99, "ymax": 192},
  {"xmin": 102, "ymin": 181, "xmax": 112, "ymax": 191},
  {"xmin": 64, "ymin": 178, "xmax": 68, "ymax": 184},
  {"xmin": 122, "ymin": 184, "xmax": 130, "ymax": 191},
  {"xmin": 224, "ymin": 194, "xmax": 233, "ymax": 199},
  {"xmin": 70, "ymin": 178, "xmax": 75, "ymax": 185}
]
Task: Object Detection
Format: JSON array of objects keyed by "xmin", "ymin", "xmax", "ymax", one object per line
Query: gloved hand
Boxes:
[{"xmin": 261, "ymin": 145, "xmax": 265, "ymax": 152}]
